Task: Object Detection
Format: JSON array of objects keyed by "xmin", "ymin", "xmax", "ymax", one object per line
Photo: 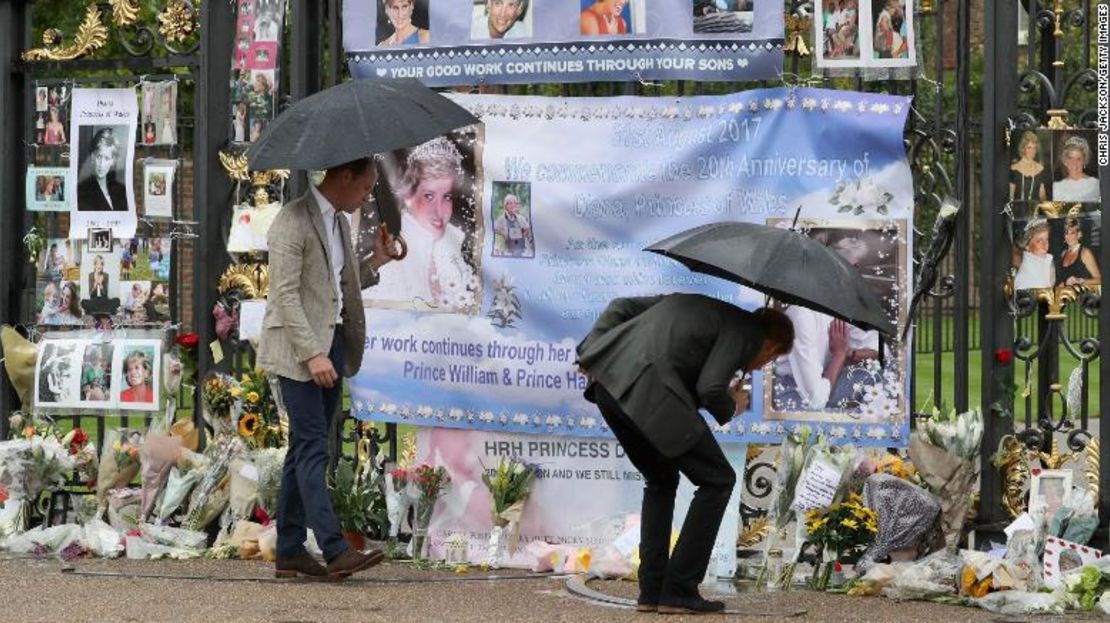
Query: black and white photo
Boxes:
[{"xmin": 68, "ymin": 88, "xmax": 139, "ymax": 239}]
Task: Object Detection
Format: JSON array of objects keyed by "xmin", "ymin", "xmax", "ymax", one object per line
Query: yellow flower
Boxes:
[
  {"xmin": 808, "ymin": 517, "xmax": 828, "ymax": 531},
  {"xmin": 840, "ymin": 518, "xmax": 859, "ymax": 530},
  {"xmin": 229, "ymin": 387, "xmax": 243, "ymax": 398},
  {"xmin": 22, "ymin": 425, "xmax": 35, "ymax": 439},
  {"xmin": 865, "ymin": 520, "xmax": 879, "ymax": 533},
  {"xmin": 246, "ymin": 391, "xmax": 260, "ymax": 403},
  {"xmin": 238, "ymin": 412, "xmax": 260, "ymax": 438},
  {"xmin": 242, "ymin": 373, "xmax": 251, "ymax": 383},
  {"xmin": 805, "ymin": 509, "xmax": 822, "ymax": 522}
]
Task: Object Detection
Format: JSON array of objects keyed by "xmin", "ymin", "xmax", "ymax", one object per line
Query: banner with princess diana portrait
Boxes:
[
  {"xmin": 342, "ymin": 0, "xmax": 784, "ymax": 85},
  {"xmin": 350, "ymin": 87, "xmax": 915, "ymax": 447}
]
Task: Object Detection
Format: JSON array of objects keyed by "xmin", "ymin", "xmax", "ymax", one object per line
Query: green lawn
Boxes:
[{"xmin": 913, "ymin": 348, "xmax": 1102, "ymax": 419}]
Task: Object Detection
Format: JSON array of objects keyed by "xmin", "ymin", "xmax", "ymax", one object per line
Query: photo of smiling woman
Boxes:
[
  {"xmin": 376, "ymin": 0, "xmax": 431, "ymax": 46},
  {"xmin": 367, "ymin": 132, "xmax": 484, "ymax": 314},
  {"xmin": 119, "ymin": 347, "xmax": 155, "ymax": 404}
]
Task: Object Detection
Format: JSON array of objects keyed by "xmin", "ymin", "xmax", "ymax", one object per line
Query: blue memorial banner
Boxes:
[
  {"xmin": 350, "ymin": 87, "xmax": 915, "ymax": 447},
  {"xmin": 342, "ymin": 0, "xmax": 783, "ymax": 85}
]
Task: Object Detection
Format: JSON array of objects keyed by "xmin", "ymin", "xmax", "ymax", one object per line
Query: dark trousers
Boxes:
[
  {"xmin": 276, "ymin": 330, "xmax": 348, "ymax": 562},
  {"xmin": 594, "ymin": 384, "xmax": 736, "ymax": 600}
]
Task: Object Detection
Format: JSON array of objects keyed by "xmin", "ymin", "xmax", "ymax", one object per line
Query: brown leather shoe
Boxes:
[
  {"xmin": 326, "ymin": 548, "xmax": 385, "ymax": 578},
  {"xmin": 274, "ymin": 554, "xmax": 328, "ymax": 579}
]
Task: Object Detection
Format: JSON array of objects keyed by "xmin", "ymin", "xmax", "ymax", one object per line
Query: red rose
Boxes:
[
  {"xmin": 71, "ymin": 428, "xmax": 88, "ymax": 447},
  {"xmin": 994, "ymin": 348, "xmax": 1013, "ymax": 366},
  {"xmin": 0, "ymin": 484, "xmax": 8, "ymax": 504},
  {"xmin": 834, "ymin": 561, "xmax": 843, "ymax": 572},
  {"xmin": 176, "ymin": 333, "xmax": 200, "ymax": 350}
]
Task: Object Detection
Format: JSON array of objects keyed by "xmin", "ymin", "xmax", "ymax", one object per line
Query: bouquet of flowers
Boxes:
[
  {"xmin": 384, "ymin": 465, "xmax": 411, "ymax": 542},
  {"xmin": 155, "ymin": 449, "xmax": 208, "ymax": 524},
  {"xmin": 908, "ymin": 407, "xmax": 983, "ymax": 551},
  {"xmin": 202, "ymin": 372, "xmax": 240, "ymax": 438},
  {"xmin": 139, "ymin": 432, "xmax": 183, "ymax": 522},
  {"xmin": 481, "ymin": 457, "xmax": 539, "ymax": 568},
  {"xmin": 183, "ymin": 437, "xmax": 243, "ymax": 532},
  {"xmin": 95, "ymin": 429, "xmax": 143, "ymax": 508},
  {"xmin": 804, "ymin": 493, "xmax": 879, "ymax": 589},
  {"xmin": 253, "ymin": 447, "xmax": 286, "ymax": 524},
  {"xmin": 62, "ymin": 427, "xmax": 98, "ymax": 487},
  {"xmin": 235, "ymin": 370, "xmax": 283, "ymax": 449},
  {"xmin": 409, "ymin": 464, "xmax": 450, "ymax": 560}
]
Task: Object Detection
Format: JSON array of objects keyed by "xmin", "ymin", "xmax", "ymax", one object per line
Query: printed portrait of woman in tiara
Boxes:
[{"xmin": 367, "ymin": 134, "xmax": 484, "ymax": 314}]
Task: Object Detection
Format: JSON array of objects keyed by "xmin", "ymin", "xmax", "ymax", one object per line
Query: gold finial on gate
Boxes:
[{"xmin": 992, "ymin": 435, "xmax": 1030, "ymax": 519}]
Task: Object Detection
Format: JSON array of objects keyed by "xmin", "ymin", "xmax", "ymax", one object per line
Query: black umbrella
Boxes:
[
  {"xmin": 246, "ymin": 78, "xmax": 479, "ymax": 171},
  {"xmin": 645, "ymin": 222, "xmax": 898, "ymax": 336}
]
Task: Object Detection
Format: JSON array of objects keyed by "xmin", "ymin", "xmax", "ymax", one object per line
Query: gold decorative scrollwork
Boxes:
[
  {"xmin": 1025, "ymin": 285, "xmax": 1087, "ymax": 320},
  {"xmin": 398, "ymin": 433, "xmax": 417, "ymax": 468},
  {"xmin": 219, "ymin": 150, "xmax": 289, "ymax": 207},
  {"xmin": 1039, "ymin": 434, "xmax": 1077, "ymax": 470},
  {"xmin": 1085, "ymin": 439, "xmax": 1100, "ymax": 500},
  {"xmin": 783, "ymin": 15, "xmax": 811, "ymax": 56},
  {"xmin": 993, "ymin": 435, "xmax": 1031, "ymax": 519},
  {"xmin": 158, "ymin": 0, "xmax": 198, "ymax": 43},
  {"xmin": 1046, "ymin": 109, "xmax": 1071, "ymax": 129},
  {"xmin": 739, "ymin": 516, "xmax": 771, "ymax": 548},
  {"xmin": 22, "ymin": 4, "xmax": 109, "ymax": 62},
  {"xmin": 218, "ymin": 151, "xmax": 251, "ymax": 183},
  {"xmin": 110, "ymin": 0, "xmax": 142, "ymax": 27},
  {"xmin": 1033, "ymin": 202, "xmax": 1084, "ymax": 219},
  {"xmin": 217, "ymin": 263, "xmax": 270, "ymax": 299}
]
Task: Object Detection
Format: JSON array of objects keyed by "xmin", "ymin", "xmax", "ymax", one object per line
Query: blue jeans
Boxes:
[{"xmin": 276, "ymin": 331, "xmax": 348, "ymax": 562}]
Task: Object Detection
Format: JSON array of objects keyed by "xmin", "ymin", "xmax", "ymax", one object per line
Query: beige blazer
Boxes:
[{"xmin": 257, "ymin": 191, "xmax": 373, "ymax": 382}]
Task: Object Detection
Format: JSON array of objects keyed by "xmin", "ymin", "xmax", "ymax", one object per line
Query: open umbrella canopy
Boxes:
[
  {"xmin": 645, "ymin": 222, "xmax": 898, "ymax": 336},
  {"xmin": 246, "ymin": 78, "xmax": 479, "ymax": 171}
]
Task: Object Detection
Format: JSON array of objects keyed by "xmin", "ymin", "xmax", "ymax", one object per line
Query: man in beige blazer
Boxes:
[{"xmin": 258, "ymin": 156, "xmax": 395, "ymax": 579}]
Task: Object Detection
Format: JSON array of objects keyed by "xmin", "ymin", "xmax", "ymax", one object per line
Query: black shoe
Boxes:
[{"xmin": 657, "ymin": 595, "xmax": 726, "ymax": 615}]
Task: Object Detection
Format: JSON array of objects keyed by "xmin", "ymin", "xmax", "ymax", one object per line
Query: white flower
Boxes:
[
  {"xmin": 479, "ymin": 411, "xmax": 495, "ymax": 423},
  {"xmin": 449, "ymin": 408, "xmax": 465, "ymax": 421},
  {"xmin": 579, "ymin": 416, "xmax": 597, "ymax": 428},
  {"xmin": 939, "ymin": 202, "xmax": 960, "ymax": 219},
  {"xmin": 512, "ymin": 413, "xmax": 529, "ymax": 425}
]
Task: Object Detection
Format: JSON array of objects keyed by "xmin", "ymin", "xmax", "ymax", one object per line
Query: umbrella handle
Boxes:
[{"xmin": 379, "ymin": 222, "xmax": 408, "ymax": 261}]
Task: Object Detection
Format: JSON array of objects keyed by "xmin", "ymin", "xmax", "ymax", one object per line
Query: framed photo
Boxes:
[
  {"xmin": 1043, "ymin": 536, "xmax": 1101, "ymax": 589},
  {"xmin": 143, "ymin": 159, "xmax": 177, "ymax": 218},
  {"xmin": 26, "ymin": 166, "xmax": 70, "ymax": 212},
  {"xmin": 1029, "ymin": 469, "xmax": 1073, "ymax": 517},
  {"xmin": 88, "ymin": 228, "xmax": 113, "ymax": 253},
  {"xmin": 490, "ymin": 181, "xmax": 535, "ymax": 259},
  {"xmin": 764, "ymin": 218, "xmax": 908, "ymax": 424},
  {"xmin": 34, "ymin": 339, "xmax": 83, "ymax": 407},
  {"xmin": 1008, "ymin": 204, "xmax": 1101, "ymax": 292},
  {"xmin": 111, "ymin": 338, "xmax": 162, "ymax": 411}
]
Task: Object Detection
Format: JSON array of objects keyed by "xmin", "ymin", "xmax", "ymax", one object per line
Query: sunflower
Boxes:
[{"xmin": 238, "ymin": 412, "xmax": 260, "ymax": 438}]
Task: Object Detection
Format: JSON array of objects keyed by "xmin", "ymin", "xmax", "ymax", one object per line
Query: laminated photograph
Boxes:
[
  {"xmin": 68, "ymin": 88, "xmax": 139, "ymax": 239},
  {"xmin": 143, "ymin": 159, "xmax": 177, "ymax": 218}
]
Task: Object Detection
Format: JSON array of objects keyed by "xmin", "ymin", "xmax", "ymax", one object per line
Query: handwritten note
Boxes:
[
  {"xmin": 238, "ymin": 300, "xmax": 266, "ymax": 344},
  {"xmin": 791, "ymin": 458, "xmax": 842, "ymax": 512}
]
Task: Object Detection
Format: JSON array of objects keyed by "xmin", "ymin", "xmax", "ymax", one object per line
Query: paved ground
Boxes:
[{"xmin": 1, "ymin": 556, "xmax": 1105, "ymax": 623}]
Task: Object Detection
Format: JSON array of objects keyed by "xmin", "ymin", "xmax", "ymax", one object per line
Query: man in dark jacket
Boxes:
[{"xmin": 577, "ymin": 293, "xmax": 794, "ymax": 614}]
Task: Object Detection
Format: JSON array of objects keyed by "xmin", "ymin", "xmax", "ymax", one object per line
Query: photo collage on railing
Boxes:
[
  {"xmin": 1007, "ymin": 127, "xmax": 1102, "ymax": 294},
  {"xmin": 230, "ymin": 0, "xmax": 285, "ymax": 144},
  {"xmin": 23, "ymin": 80, "xmax": 183, "ymax": 413}
]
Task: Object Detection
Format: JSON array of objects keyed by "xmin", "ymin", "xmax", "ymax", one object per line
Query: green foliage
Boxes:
[{"xmin": 330, "ymin": 457, "xmax": 388, "ymax": 538}]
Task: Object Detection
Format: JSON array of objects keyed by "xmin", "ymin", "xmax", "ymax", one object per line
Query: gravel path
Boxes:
[{"xmin": 0, "ymin": 556, "xmax": 1103, "ymax": 623}]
